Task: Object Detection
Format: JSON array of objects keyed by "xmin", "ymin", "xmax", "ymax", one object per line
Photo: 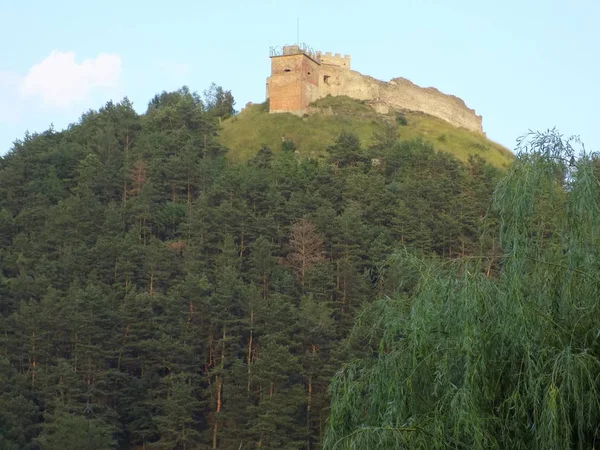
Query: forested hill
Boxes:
[{"xmin": 0, "ymin": 86, "xmax": 503, "ymax": 449}]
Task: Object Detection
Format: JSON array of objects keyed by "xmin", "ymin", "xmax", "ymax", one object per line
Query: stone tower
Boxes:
[{"xmin": 266, "ymin": 45, "xmax": 321, "ymax": 115}]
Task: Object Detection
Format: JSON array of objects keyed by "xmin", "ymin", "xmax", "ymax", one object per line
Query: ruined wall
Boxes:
[
  {"xmin": 314, "ymin": 70, "xmax": 483, "ymax": 133},
  {"xmin": 383, "ymin": 77, "xmax": 483, "ymax": 133},
  {"xmin": 266, "ymin": 48, "xmax": 484, "ymax": 133}
]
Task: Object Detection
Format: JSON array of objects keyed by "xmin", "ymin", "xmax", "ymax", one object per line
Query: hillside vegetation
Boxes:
[
  {"xmin": 325, "ymin": 130, "xmax": 600, "ymax": 450},
  {"xmin": 220, "ymin": 96, "xmax": 514, "ymax": 167},
  {"xmin": 0, "ymin": 87, "xmax": 505, "ymax": 449}
]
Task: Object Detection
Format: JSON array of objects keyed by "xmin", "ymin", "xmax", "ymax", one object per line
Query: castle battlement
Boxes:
[
  {"xmin": 266, "ymin": 43, "xmax": 483, "ymax": 133},
  {"xmin": 316, "ymin": 51, "xmax": 351, "ymax": 69}
]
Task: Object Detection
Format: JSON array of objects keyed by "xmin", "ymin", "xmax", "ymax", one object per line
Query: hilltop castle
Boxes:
[{"xmin": 266, "ymin": 44, "xmax": 484, "ymax": 133}]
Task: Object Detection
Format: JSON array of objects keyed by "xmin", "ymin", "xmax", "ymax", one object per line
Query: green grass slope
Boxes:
[{"xmin": 220, "ymin": 96, "xmax": 514, "ymax": 167}]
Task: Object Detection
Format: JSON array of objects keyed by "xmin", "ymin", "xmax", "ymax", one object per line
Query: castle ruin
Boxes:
[{"xmin": 266, "ymin": 44, "xmax": 484, "ymax": 133}]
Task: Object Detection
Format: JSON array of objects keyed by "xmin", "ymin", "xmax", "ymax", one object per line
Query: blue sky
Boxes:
[{"xmin": 1, "ymin": 0, "xmax": 598, "ymax": 156}]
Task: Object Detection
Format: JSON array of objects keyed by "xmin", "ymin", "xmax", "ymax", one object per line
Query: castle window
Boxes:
[
  {"xmin": 284, "ymin": 68, "xmax": 291, "ymax": 72},
  {"xmin": 323, "ymin": 75, "xmax": 330, "ymax": 84}
]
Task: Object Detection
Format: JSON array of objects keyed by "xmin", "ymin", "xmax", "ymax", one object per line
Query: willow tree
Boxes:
[{"xmin": 324, "ymin": 130, "xmax": 600, "ymax": 450}]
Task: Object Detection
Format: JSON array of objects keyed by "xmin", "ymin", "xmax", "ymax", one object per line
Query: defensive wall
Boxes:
[
  {"xmin": 316, "ymin": 51, "xmax": 351, "ymax": 68},
  {"xmin": 266, "ymin": 45, "xmax": 483, "ymax": 134}
]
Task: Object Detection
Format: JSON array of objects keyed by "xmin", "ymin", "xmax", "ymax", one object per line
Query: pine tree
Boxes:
[
  {"xmin": 284, "ymin": 218, "xmax": 325, "ymax": 288},
  {"xmin": 153, "ymin": 374, "xmax": 203, "ymax": 449},
  {"xmin": 36, "ymin": 409, "xmax": 116, "ymax": 450}
]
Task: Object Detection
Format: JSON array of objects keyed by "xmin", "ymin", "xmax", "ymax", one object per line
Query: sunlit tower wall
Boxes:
[{"xmin": 266, "ymin": 45, "xmax": 320, "ymax": 115}]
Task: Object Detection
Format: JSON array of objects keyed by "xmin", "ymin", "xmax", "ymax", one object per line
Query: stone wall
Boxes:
[
  {"xmin": 384, "ymin": 77, "xmax": 483, "ymax": 133},
  {"xmin": 315, "ymin": 70, "xmax": 483, "ymax": 133},
  {"xmin": 316, "ymin": 52, "xmax": 351, "ymax": 69},
  {"xmin": 266, "ymin": 49, "xmax": 484, "ymax": 133}
]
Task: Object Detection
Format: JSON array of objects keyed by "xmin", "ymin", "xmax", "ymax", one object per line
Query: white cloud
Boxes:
[
  {"xmin": 19, "ymin": 51, "xmax": 122, "ymax": 109},
  {"xmin": 0, "ymin": 51, "xmax": 122, "ymax": 130}
]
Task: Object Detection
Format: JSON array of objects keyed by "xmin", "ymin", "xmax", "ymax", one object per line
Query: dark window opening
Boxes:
[
  {"xmin": 308, "ymin": 71, "xmax": 311, "ymax": 75},
  {"xmin": 284, "ymin": 68, "xmax": 291, "ymax": 72},
  {"xmin": 323, "ymin": 75, "xmax": 330, "ymax": 84}
]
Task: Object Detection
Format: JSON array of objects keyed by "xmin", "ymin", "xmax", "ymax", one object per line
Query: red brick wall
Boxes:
[{"xmin": 268, "ymin": 54, "xmax": 320, "ymax": 114}]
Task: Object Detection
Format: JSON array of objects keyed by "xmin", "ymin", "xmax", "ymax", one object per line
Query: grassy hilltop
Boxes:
[{"xmin": 220, "ymin": 95, "xmax": 514, "ymax": 167}]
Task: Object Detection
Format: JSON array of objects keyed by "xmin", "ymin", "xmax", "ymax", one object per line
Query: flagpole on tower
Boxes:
[{"xmin": 297, "ymin": 17, "xmax": 299, "ymax": 46}]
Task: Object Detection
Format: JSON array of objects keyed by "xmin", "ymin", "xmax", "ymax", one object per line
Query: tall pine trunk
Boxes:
[{"xmin": 212, "ymin": 325, "xmax": 226, "ymax": 449}]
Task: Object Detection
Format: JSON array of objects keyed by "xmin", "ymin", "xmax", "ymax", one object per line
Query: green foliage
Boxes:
[
  {"xmin": 219, "ymin": 97, "xmax": 513, "ymax": 167},
  {"xmin": 325, "ymin": 130, "xmax": 600, "ymax": 450},
  {"xmin": 0, "ymin": 86, "xmax": 504, "ymax": 449},
  {"xmin": 0, "ymin": 358, "xmax": 40, "ymax": 449},
  {"xmin": 203, "ymin": 82, "xmax": 236, "ymax": 120},
  {"xmin": 36, "ymin": 411, "xmax": 116, "ymax": 450},
  {"xmin": 395, "ymin": 113, "xmax": 408, "ymax": 126},
  {"xmin": 248, "ymin": 145, "xmax": 274, "ymax": 168},
  {"xmin": 281, "ymin": 138, "xmax": 297, "ymax": 153},
  {"xmin": 152, "ymin": 374, "xmax": 203, "ymax": 449},
  {"xmin": 328, "ymin": 132, "xmax": 368, "ymax": 168}
]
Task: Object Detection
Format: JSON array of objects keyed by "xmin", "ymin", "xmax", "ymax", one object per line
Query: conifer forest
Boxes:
[{"xmin": 1, "ymin": 86, "xmax": 598, "ymax": 449}]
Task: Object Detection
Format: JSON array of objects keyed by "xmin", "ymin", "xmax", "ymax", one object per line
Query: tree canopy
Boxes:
[
  {"xmin": 324, "ymin": 130, "xmax": 600, "ymax": 450},
  {"xmin": 0, "ymin": 85, "xmax": 505, "ymax": 449}
]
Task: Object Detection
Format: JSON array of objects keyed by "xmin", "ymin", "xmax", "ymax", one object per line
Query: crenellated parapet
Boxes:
[{"xmin": 316, "ymin": 51, "xmax": 351, "ymax": 69}]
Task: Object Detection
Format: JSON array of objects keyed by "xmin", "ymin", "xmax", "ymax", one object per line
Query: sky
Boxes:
[{"xmin": 1, "ymin": 0, "xmax": 599, "ymax": 156}]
